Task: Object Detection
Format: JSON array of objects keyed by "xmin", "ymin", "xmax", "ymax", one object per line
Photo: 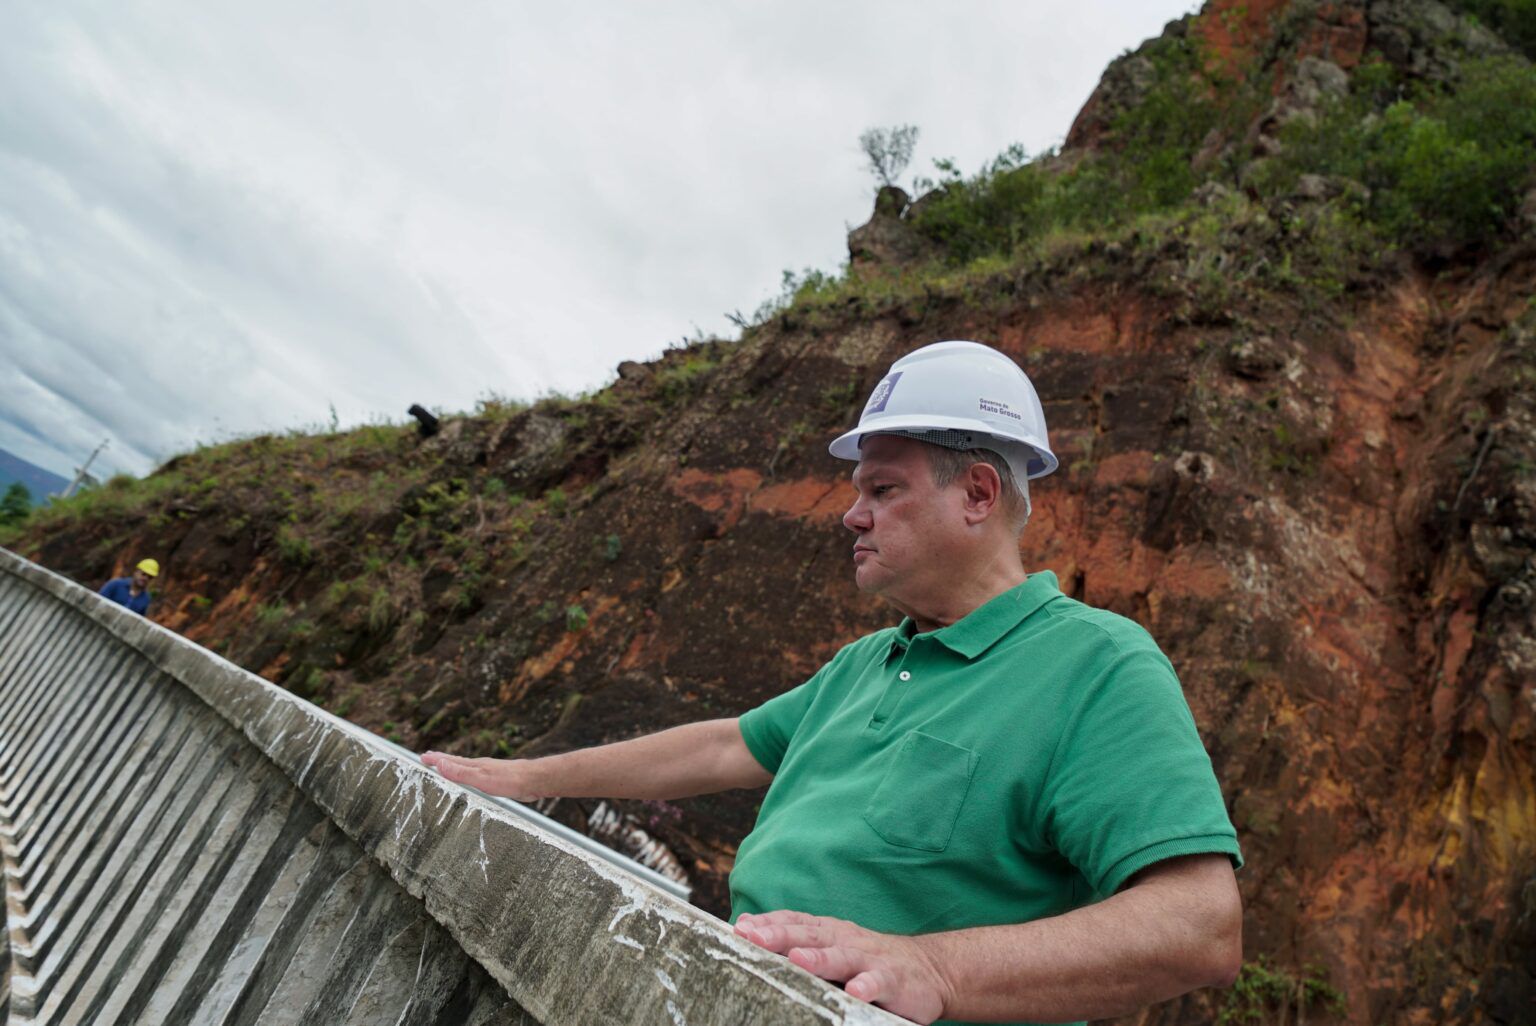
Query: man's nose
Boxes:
[{"xmin": 843, "ymin": 497, "xmax": 871, "ymax": 533}]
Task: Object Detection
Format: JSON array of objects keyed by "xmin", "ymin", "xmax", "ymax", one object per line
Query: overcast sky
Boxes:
[{"xmin": 1, "ymin": 1, "xmax": 1198, "ymax": 481}]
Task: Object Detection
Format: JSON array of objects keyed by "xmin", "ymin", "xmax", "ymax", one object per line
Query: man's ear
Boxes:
[{"xmin": 961, "ymin": 463, "xmax": 1002, "ymax": 525}]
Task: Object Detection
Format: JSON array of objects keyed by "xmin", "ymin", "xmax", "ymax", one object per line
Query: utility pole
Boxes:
[{"xmin": 59, "ymin": 439, "xmax": 110, "ymax": 499}]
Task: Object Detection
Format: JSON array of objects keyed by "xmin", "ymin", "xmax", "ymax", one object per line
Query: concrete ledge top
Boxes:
[{"xmin": 0, "ymin": 547, "xmax": 903, "ymax": 1025}]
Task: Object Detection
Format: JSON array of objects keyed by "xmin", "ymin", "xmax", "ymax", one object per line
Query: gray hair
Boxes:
[{"xmin": 922, "ymin": 444, "xmax": 1032, "ymax": 534}]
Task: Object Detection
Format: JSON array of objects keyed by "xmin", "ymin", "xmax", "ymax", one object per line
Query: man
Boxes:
[
  {"xmin": 99, "ymin": 558, "xmax": 159, "ymax": 616},
  {"xmin": 423, "ymin": 341, "xmax": 1242, "ymax": 1026}
]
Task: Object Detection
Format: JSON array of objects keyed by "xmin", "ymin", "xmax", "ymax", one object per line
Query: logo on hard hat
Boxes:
[
  {"xmin": 978, "ymin": 397, "xmax": 1023, "ymax": 422},
  {"xmin": 864, "ymin": 372, "xmax": 902, "ymax": 414}
]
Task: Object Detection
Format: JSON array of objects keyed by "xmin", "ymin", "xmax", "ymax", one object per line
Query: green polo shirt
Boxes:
[{"xmin": 731, "ymin": 571, "xmax": 1240, "ymax": 1026}]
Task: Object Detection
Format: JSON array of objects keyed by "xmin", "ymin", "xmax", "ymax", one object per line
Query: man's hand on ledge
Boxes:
[
  {"xmin": 419, "ymin": 720, "xmax": 769, "ymax": 804},
  {"xmin": 420, "ymin": 751, "xmax": 541, "ymax": 801},
  {"xmin": 734, "ymin": 855, "xmax": 1240, "ymax": 1024},
  {"xmin": 735, "ymin": 911, "xmax": 954, "ymax": 1025}
]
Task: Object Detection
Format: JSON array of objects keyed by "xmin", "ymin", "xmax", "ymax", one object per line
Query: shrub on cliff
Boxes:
[
  {"xmin": 1448, "ymin": 0, "xmax": 1536, "ymax": 58},
  {"xmin": 859, "ymin": 124, "xmax": 919, "ymax": 190},
  {"xmin": 896, "ymin": 4, "xmax": 1536, "ymax": 276},
  {"xmin": 1216, "ymin": 958, "xmax": 1345, "ymax": 1026},
  {"xmin": 909, "ymin": 27, "xmax": 1250, "ymax": 266},
  {"xmin": 1264, "ymin": 55, "xmax": 1536, "ymax": 247},
  {"xmin": 0, "ymin": 483, "xmax": 32, "ymax": 530}
]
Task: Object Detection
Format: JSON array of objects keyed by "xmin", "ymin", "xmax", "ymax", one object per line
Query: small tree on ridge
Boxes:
[
  {"xmin": 0, "ymin": 483, "xmax": 32, "ymax": 527},
  {"xmin": 859, "ymin": 124, "xmax": 920, "ymax": 190}
]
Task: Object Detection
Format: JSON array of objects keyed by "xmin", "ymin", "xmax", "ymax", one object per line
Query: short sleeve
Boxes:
[
  {"xmin": 738, "ymin": 668, "xmax": 826, "ymax": 774},
  {"xmin": 1042, "ymin": 646, "xmax": 1242, "ymax": 897}
]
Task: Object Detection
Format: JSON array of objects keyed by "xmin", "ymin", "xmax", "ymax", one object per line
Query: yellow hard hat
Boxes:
[{"xmin": 135, "ymin": 558, "xmax": 160, "ymax": 577}]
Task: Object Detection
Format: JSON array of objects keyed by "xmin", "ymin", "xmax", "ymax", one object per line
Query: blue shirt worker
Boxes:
[
  {"xmin": 422, "ymin": 341, "xmax": 1243, "ymax": 1026},
  {"xmin": 100, "ymin": 558, "xmax": 158, "ymax": 616}
]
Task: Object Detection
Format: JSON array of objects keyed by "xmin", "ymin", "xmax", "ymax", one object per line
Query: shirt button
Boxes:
[{"xmin": 898, "ymin": 670, "xmax": 912, "ymax": 681}]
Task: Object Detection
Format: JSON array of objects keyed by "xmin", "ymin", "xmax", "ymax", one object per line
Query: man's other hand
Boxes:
[
  {"xmin": 420, "ymin": 751, "xmax": 539, "ymax": 801},
  {"xmin": 735, "ymin": 911, "xmax": 953, "ymax": 1024}
]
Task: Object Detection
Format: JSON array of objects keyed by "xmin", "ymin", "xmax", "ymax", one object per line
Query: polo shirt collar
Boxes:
[{"xmin": 892, "ymin": 571, "xmax": 1062, "ymax": 661}]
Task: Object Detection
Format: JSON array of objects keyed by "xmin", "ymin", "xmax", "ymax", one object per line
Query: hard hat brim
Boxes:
[{"xmin": 829, "ymin": 417, "xmax": 1059, "ymax": 479}]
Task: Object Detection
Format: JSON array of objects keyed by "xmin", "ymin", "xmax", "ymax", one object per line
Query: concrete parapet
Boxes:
[{"xmin": 0, "ymin": 548, "xmax": 900, "ymax": 1025}]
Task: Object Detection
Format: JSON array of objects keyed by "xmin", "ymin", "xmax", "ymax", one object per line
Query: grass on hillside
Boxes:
[
  {"xmin": 9, "ymin": 3, "xmax": 1533, "ymax": 627},
  {"xmin": 751, "ymin": 7, "xmax": 1536, "ymax": 334}
]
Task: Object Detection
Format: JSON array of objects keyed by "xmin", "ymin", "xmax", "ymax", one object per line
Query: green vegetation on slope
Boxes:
[
  {"xmin": 1, "ymin": 336, "xmax": 733, "ymax": 730},
  {"xmin": 1256, "ymin": 54, "xmax": 1536, "ymax": 245},
  {"xmin": 910, "ymin": 26, "xmax": 1266, "ymax": 265},
  {"xmin": 756, "ymin": 6, "xmax": 1535, "ymax": 334},
  {"xmin": 1448, "ymin": 0, "xmax": 1536, "ymax": 57},
  {"xmin": 1217, "ymin": 958, "xmax": 1346, "ymax": 1025},
  {"xmin": 0, "ymin": 484, "xmax": 31, "ymax": 529}
]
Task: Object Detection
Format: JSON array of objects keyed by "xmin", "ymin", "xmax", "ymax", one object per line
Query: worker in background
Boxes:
[
  {"xmin": 423, "ymin": 341, "xmax": 1243, "ymax": 1026},
  {"xmin": 100, "ymin": 558, "xmax": 158, "ymax": 616}
]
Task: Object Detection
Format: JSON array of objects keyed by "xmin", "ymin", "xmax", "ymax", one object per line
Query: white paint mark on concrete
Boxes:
[
  {"xmin": 654, "ymin": 966, "xmax": 677, "ymax": 993},
  {"xmin": 472, "ymin": 809, "xmax": 490, "ymax": 883},
  {"xmin": 298, "ymin": 717, "xmax": 326, "ymax": 783},
  {"xmin": 382, "ymin": 762, "xmax": 427, "ymax": 842},
  {"xmin": 665, "ymin": 998, "xmax": 687, "ymax": 1026},
  {"xmin": 608, "ymin": 895, "xmax": 643, "ymax": 933},
  {"xmin": 596, "ymin": 867, "xmax": 695, "ymax": 934},
  {"xmin": 612, "ymin": 934, "xmax": 645, "ymax": 953}
]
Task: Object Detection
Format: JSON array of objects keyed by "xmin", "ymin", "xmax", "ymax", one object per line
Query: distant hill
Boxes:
[{"xmin": 0, "ymin": 449, "xmax": 69, "ymax": 506}]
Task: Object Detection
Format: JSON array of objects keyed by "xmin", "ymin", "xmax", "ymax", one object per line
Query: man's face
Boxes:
[
  {"xmin": 132, "ymin": 569, "xmax": 149, "ymax": 589},
  {"xmin": 842, "ymin": 435, "xmax": 969, "ymax": 605}
]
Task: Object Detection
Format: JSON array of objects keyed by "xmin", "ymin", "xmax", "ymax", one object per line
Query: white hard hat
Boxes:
[{"xmin": 829, "ymin": 340, "xmax": 1058, "ymax": 480}]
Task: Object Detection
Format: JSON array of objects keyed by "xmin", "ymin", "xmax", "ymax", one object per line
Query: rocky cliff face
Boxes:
[{"xmin": 9, "ymin": 1, "xmax": 1533, "ymax": 1022}]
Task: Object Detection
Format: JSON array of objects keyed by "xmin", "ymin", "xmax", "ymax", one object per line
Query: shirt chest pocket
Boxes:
[{"xmin": 863, "ymin": 730, "xmax": 979, "ymax": 852}]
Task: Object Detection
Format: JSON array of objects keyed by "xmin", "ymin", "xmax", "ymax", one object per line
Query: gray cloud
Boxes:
[{"xmin": 0, "ymin": 0, "xmax": 1196, "ymax": 479}]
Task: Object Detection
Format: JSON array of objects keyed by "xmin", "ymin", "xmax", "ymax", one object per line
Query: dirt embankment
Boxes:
[{"xmin": 26, "ymin": 253, "xmax": 1534, "ymax": 1022}]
